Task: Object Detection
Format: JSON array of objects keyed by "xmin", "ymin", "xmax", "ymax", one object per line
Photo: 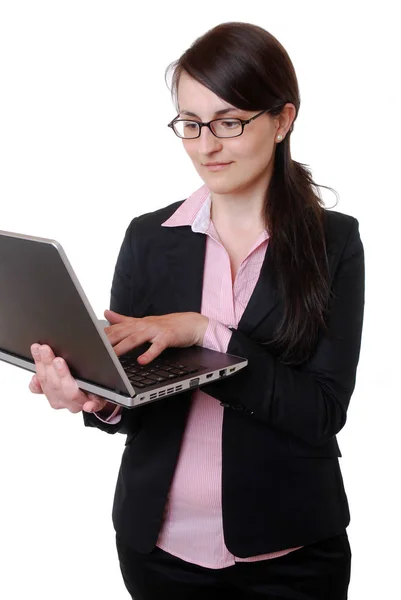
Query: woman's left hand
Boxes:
[{"xmin": 103, "ymin": 309, "xmax": 209, "ymax": 364}]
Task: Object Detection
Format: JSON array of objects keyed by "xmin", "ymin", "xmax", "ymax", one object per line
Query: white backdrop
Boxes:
[{"xmin": 0, "ymin": 2, "xmax": 399, "ymax": 598}]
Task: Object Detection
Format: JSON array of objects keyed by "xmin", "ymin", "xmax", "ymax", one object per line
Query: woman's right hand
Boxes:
[{"xmin": 29, "ymin": 343, "xmax": 108, "ymax": 414}]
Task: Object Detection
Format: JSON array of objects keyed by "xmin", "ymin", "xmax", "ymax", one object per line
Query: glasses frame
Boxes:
[{"xmin": 167, "ymin": 108, "xmax": 271, "ymax": 139}]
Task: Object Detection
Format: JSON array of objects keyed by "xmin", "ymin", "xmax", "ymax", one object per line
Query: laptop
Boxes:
[{"xmin": 0, "ymin": 230, "xmax": 248, "ymax": 408}]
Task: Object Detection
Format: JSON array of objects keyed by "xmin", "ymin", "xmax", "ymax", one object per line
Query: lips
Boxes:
[{"xmin": 202, "ymin": 162, "xmax": 233, "ymax": 171}]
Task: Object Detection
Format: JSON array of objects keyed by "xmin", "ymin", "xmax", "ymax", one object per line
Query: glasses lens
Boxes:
[
  {"xmin": 211, "ymin": 119, "xmax": 242, "ymax": 137},
  {"xmin": 173, "ymin": 120, "xmax": 200, "ymax": 138}
]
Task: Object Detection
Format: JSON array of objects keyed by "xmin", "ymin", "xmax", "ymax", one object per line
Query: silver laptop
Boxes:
[{"xmin": 0, "ymin": 230, "xmax": 248, "ymax": 408}]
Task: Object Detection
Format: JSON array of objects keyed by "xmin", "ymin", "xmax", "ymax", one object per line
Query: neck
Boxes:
[
  {"xmin": 210, "ymin": 182, "xmax": 269, "ymax": 233},
  {"xmin": 209, "ymin": 161, "xmax": 273, "ymax": 232}
]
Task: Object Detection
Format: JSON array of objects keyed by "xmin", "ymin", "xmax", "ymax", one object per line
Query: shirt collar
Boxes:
[
  {"xmin": 161, "ymin": 183, "xmax": 270, "ymax": 242},
  {"xmin": 161, "ymin": 184, "xmax": 211, "ymax": 233}
]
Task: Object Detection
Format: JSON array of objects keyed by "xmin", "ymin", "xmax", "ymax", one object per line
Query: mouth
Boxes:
[{"xmin": 202, "ymin": 162, "xmax": 233, "ymax": 171}]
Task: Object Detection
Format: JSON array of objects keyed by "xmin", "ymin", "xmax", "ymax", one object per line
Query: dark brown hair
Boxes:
[{"xmin": 165, "ymin": 22, "xmax": 338, "ymax": 365}]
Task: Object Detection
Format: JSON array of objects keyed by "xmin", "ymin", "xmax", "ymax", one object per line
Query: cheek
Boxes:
[
  {"xmin": 243, "ymin": 138, "xmax": 273, "ymax": 168},
  {"xmin": 182, "ymin": 140, "xmax": 196, "ymax": 160},
  {"xmin": 230, "ymin": 136, "xmax": 271, "ymax": 161}
]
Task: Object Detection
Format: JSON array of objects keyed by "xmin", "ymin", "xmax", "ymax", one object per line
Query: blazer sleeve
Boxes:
[
  {"xmin": 202, "ymin": 217, "xmax": 365, "ymax": 447},
  {"xmin": 83, "ymin": 218, "xmax": 144, "ymax": 436}
]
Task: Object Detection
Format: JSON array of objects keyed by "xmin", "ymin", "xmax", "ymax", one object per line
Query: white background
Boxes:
[{"xmin": 0, "ymin": 1, "xmax": 399, "ymax": 598}]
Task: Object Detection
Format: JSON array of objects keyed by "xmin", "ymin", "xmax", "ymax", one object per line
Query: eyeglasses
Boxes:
[{"xmin": 167, "ymin": 109, "xmax": 270, "ymax": 139}]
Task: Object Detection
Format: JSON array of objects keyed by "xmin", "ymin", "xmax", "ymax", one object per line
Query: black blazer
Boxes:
[{"xmin": 84, "ymin": 199, "xmax": 365, "ymax": 557}]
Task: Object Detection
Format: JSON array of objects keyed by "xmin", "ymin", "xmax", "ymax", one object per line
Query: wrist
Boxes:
[{"xmin": 197, "ymin": 314, "xmax": 209, "ymax": 345}]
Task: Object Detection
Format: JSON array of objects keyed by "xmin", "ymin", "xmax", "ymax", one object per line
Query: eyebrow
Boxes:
[{"xmin": 179, "ymin": 108, "xmax": 240, "ymax": 118}]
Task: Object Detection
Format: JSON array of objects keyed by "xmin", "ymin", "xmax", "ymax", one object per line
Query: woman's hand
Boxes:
[
  {"xmin": 29, "ymin": 344, "xmax": 108, "ymax": 414},
  {"xmin": 104, "ymin": 310, "xmax": 209, "ymax": 364},
  {"xmin": 28, "ymin": 310, "xmax": 208, "ymax": 409}
]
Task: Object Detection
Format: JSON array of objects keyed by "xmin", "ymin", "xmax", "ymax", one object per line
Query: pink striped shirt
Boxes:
[{"xmin": 153, "ymin": 184, "xmax": 303, "ymax": 568}]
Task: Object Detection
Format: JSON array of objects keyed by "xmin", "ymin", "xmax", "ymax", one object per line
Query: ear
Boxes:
[{"xmin": 278, "ymin": 103, "xmax": 297, "ymax": 137}]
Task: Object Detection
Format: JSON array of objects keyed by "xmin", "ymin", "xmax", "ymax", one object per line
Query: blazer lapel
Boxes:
[
  {"xmin": 236, "ymin": 243, "xmax": 281, "ymax": 337},
  {"xmin": 163, "ymin": 226, "xmax": 206, "ymax": 314}
]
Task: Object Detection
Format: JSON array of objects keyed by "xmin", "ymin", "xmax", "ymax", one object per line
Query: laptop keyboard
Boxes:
[{"xmin": 119, "ymin": 355, "xmax": 202, "ymax": 389}]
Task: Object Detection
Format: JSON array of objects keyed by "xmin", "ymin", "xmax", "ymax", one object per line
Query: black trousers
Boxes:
[{"xmin": 116, "ymin": 531, "xmax": 351, "ymax": 600}]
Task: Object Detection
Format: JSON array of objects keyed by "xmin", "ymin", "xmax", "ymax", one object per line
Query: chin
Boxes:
[
  {"xmin": 205, "ymin": 180, "xmax": 243, "ymax": 195},
  {"xmin": 199, "ymin": 173, "xmax": 234, "ymax": 190}
]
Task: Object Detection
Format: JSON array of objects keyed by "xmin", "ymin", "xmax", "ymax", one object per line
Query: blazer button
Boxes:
[{"xmin": 220, "ymin": 402, "xmax": 231, "ymax": 408}]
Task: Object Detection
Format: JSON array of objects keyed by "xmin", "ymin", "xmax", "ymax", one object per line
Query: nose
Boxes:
[{"xmin": 198, "ymin": 125, "xmax": 223, "ymax": 155}]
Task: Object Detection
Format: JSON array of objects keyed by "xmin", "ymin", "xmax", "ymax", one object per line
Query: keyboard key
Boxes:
[
  {"xmin": 147, "ymin": 373, "xmax": 168, "ymax": 382},
  {"xmin": 169, "ymin": 369, "xmax": 188, "ymax": 377},
  {"xmin": 155, "ymin": 370, "xmax": 176, "ymax": 378}
]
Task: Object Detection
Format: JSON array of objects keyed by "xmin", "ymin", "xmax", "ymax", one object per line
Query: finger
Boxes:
[
  {"xmin": 39, "ymin": 345, "xmax": 65, "ymax": 391},
  {"xmin": 32, "ymin": 344, "xmax": 59, "ymax": 390},
  {"xmin": 105, "ymin": 320, "xmax": 144, "ymax": 347},
  {"xmin": 43, "ymin": 354, "xmax": 83, "ymax": 409},
  {"xmin": 103, "ymin": 321, "xmax": 133, "ymax": 343},
  {"xmin": 82, "ymin": 398, "xmax": 107, "ymax": 413},
  {"xmin": 31, "ymin": 343, "xmax": 40, "ymax": 360},
  {"xmin": 104, "ymin": 309, "xmax": 131, "ymax": 324},
  {"xmin": 137, "ymin": 337, "xmax": 168, "ymax": 364},
  {"xmin": 31, "ymin": 343, "xmax": 46, "ymax": 381},
  {"xmin": 105, "ymin": 323, "xmax": 147, "ymax": 350},
  {"xmin": 39, "ymin": 344, "xmax": 56, "ymax": 364},
  {"xmin": 29, "ymin": 375, "xmax": 43, "ymax": 394},
  {"xmin": 112, "ymin": 325, "xmax": 160, "ymax": 357},
  {"xmin": 53, "ymin": 358, "xmax": 84, "ymax": 402},
  {"xmin": 83, "ymin": 393, "xmax": 107, "ymax": 412}
]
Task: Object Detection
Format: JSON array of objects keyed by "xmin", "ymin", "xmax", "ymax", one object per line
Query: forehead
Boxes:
[{"xmin": 177, "ymin": 71, "xmax": 240, "ymax": 116}]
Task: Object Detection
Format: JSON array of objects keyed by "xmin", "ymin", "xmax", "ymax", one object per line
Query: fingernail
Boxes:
[
  {"xmin": 32, "ymin": 346, "xmax": 39, "ymax": 356},
  {"xmin": 54, "ymin": 359, "xmax": 63, "ymax": 371}
]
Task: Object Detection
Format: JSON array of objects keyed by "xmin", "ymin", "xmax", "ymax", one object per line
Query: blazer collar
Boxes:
[{"xmin": 161, "ymin": 224, "xmax": 280, "ymax": 338}]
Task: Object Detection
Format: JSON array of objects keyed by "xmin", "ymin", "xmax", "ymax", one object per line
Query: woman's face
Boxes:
[{"xmin": 176, "ymin": 70, "xmax": 280, "ymax": 197}]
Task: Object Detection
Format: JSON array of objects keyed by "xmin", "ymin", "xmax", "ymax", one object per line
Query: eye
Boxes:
[
  {"xmin": 180, "ymin": 121, "xmax": 198, "ymax": 130},
  {"xmin": 220, "ymin": 119, "xmax": 241, "ymax": 129}
]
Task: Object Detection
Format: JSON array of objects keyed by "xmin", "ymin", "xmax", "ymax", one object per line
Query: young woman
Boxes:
[{"xmin": 29, "ymin": 21, "xmax": 364, "ymax": 600}]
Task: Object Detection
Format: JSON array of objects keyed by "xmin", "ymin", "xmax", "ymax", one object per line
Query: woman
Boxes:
[{"xmin": 29, "ymin": 21, "xmax": 364, "ymax": 600}]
